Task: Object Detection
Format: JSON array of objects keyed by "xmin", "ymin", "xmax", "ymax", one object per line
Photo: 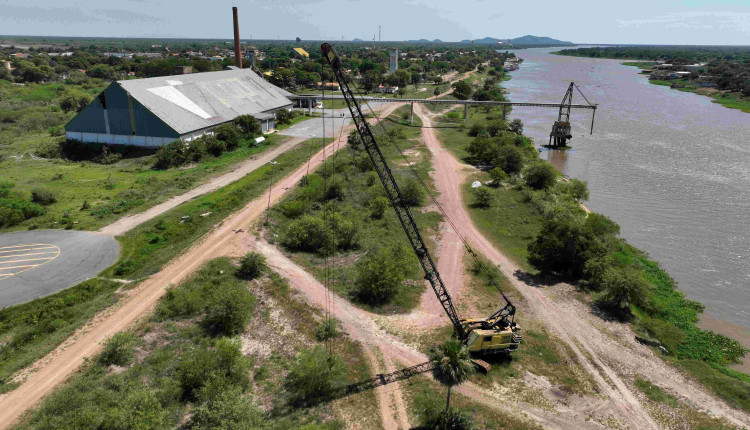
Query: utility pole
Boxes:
[
  {"xmin": 378, "ymin": 25, "xmax": 381, "ymax": 46},
  {"xmin": 265, "ymin": 161, "xmax": 280, "ymax": 225}
]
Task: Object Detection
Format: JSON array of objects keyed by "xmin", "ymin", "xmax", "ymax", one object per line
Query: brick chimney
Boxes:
[{"xmin": 232, "ymin": 7, "xmax": 242, "ymax": 68}]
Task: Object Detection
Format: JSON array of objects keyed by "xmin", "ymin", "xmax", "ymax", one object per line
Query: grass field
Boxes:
[
  {"xmin": 0, "ymin": 79, "xmax": 324, "ymax": 233},
  {"xmin": 15, "ymin": 258, "xmax": 380, "ymax": 429},
  {"xmin": 0, "ymin": 136, "xmax": 324, "ymax": 394}
]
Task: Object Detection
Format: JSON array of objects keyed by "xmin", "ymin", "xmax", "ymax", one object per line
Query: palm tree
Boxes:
[{"xmin": 429, "ymin": 339, "xmax": 474, "ymax": 412}]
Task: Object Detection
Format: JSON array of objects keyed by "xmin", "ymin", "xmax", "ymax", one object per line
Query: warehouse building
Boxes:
[{"xmin": 65, "ymin": 68, "xmax": 293, "ymax": 147}]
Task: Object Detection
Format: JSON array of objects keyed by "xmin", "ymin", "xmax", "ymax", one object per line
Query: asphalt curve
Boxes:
[{"xmin": 0, "ymin": 230, "xmax": 119, "ymax": 307}]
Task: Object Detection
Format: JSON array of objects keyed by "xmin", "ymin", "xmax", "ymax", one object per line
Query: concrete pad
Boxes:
[{"xmin": 0, "ymin": 230, "xmax": 119, "ymax": 308}]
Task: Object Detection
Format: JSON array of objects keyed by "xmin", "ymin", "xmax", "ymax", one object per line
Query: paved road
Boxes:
[
  {"xmin": 0, "ymin": 230, "xmax": 119, "ymax": 308},
  {"xmin": 284, "ymin": 104, "xmax": 389, "ymax": 139}
]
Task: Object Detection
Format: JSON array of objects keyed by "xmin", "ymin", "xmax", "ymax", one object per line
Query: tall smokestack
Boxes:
[{"xmin": 232, "ymin": 7, "xmax": 242, "ymax": 69}]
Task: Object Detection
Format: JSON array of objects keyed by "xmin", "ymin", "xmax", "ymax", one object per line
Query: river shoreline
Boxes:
[{"xmin": 699, "ymin": 314, "xmax": 750, "ymax": 373}]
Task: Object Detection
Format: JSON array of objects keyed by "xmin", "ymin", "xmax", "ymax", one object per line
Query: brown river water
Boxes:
[{"xmin": 503, "ymin": 46, "xmax": 750, "ymax": 336}]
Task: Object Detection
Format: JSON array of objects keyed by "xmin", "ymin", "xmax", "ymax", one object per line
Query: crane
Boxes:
[
  {"xmin": 321, "ymin": 43, "xmax": 522, "ymax": 363},
  {"xmin": 549, "ymin": 82, "xmax": 574, "ymax": 147}
]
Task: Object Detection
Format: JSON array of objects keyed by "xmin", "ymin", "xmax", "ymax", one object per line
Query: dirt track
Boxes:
[
  {"xmin": 412, "ymin": 103, "xmax": 750, "ymax": 428},
  {"xmin": 0, "ymin": 104, "xmax": 404, "ymax": 429},
  {"xmin": 99, "ymin": 136, "xmax": 306, "ymax": 236}
]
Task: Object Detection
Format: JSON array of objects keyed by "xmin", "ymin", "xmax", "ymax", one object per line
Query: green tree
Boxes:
[
  {"xmin": 473, "ymin": 187, "xmax": 493, "ymax": 208},
  {"xmin": 203, "ymin": 283, "xmax": 256, "ymax": 336},
  {"xmin": 494, "ymin": 145, "xmax": 524, "ymax": 174},
  {"xmin": 488, "ymin": 167, "xmax": 507, "ymax": 186},
  {"xmin": 354, "ymin": 244, "xmax": 409, "ymax": 305},
  {"xmin": 188, "ymin": 387, "xmax": 262, "ymax": 430},
  {"xmin": 510, "ymin": 118, "xmax": 524, "ymax": 134},
  {"xmin": 523, "ymin": 162, "xmax": 558, "ymax": 190},
  {"xmin": 401, "ymin": 178, "xmax": 425, "ymax": 206},
  {"xmin": 595, "ymin": 266, "xmax": 652, "ymax": 317},
  {"xmin": 429, "ymin": 339, "xmax": 474, "ymax": 412},
  {"xmin": 451, "ymin": 80, "xmax": 473, "ymax": 100},
  {"xmin": 214, "ymin": 124, "xmax": 241, "ymax": 150},
  {"xmin": 285, "ymin": 346, "xmax": 348, "ymax": 406},
  {"xmin": 177, "ymin": 338, "xmax": 250, "ymax": 400},
  {"xmin": 369, "ymin": 196, "xmax": 389, "ymax": 219},
  {"xmin": 233, "ymin": 115, "xmax": 261, "ymax": 137}
]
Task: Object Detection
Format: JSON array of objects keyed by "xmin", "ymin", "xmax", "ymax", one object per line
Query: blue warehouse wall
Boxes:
[{"xmin": 65, "ymin": 83, "xmax": 179, "ymax": 140}]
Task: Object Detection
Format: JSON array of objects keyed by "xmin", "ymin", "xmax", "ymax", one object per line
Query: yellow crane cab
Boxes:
[{"xmin": 462, "ymin": 318, "xmax": 522, "ymax": 354}]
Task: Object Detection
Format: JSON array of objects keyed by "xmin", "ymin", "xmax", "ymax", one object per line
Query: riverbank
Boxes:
[
  {"xmin": 699, "ymin": 314, "xmax": 750, "ymax": 374},
  {"xmin": 620, "ymin": 62, "xmax": 750, "ymax": 113}
]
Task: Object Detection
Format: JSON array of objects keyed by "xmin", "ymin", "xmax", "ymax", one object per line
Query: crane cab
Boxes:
[
  {"xmin": 463, "ymin": 321, "xmax": 522, "ymax": 355},
  {"xmin": 549, "ymin": 121, "xmax": 572, "ymax": 147}
]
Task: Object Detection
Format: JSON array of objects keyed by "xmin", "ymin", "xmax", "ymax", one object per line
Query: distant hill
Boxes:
[
  {"xmin": 459, "ymin": 35, "xmax": 573, "ymax": 46},
  {"xmin": 510, "ymin": 35, "xmax": 573, "ymax": 45},
  {"xmin": 352, "ymin": 38, "xmax": 365, "ymax": 42},
  {"xmin": 459, "ymin": 37, "xmax": 509, "ymax": 45},
  {"xmin": 406, "ymin": 39, "xmax": 444, "ymax": 43}
]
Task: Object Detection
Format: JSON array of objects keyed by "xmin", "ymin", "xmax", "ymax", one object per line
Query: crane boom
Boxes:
[{"xmin": 321, "ymin": 43, "xmax": 466, "ymax": 339}]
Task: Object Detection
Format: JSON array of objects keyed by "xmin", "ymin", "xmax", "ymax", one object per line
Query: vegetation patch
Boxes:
[{"xmin": 267, "ymin": 106, "xmax": 440, "ymax": 314}]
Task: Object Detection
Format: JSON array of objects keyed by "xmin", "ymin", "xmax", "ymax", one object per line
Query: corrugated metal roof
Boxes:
[
  {"xmin": 117, "ymin": 68, "xmax": 293, "ymax": 135},
  {"xmin": 293, "ymin": 47, "xmax": 310, "ymax": 58}
]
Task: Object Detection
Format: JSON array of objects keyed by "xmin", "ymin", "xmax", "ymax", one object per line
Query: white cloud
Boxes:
[{"xmin": 617, "ymin": 11, "xmax": 750, "ymax": 35}]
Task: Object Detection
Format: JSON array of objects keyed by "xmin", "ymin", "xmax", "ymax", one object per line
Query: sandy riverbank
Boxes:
[{"xmin": 698, "ymin": 314, "xmax": 750, "ymax": 374}]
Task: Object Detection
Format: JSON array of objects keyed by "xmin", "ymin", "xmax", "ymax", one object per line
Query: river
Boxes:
[{"xmin": 503, "ymin": 46, "xmax": 750, "ymax": 333}]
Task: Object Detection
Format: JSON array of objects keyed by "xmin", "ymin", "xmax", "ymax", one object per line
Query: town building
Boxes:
[{"xmin": 65, "ymin": 68, "xmax": 293, "ymax": 147}]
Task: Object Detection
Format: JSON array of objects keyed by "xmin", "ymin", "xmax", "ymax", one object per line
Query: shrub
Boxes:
[
  {"xmin": 369, "ymin": 196, "xmax": 389, "ymax": 219},
  {"xmin": 324, "ymin": 176, "xmax": 345, "ymax": 200},
  {"xmin": 177, "ymin": 338, "xmax": 251, "ymax": 400},
  {"xmin": 285, "ymin": 346, "xmax": 348, "ymax": 406},
  {"xmin": 59, "ymin": 90, "xmax": 91, "ymax": 113},
  {"xmin": 98, "ymin": 332, "xmax": 139, "ymax": 367},
  {"xmin": 188, "ymin": 387, "xmax": 262, "ymax": 430},
  {"xmin": 276, "ymin": 109, "xmax": 295, "ymax": 125},
  {"xmin": 202, "ymin": 283, "xmax": 256, "ymax": 336},
  {"xmin": 595, "ymin": 266, "xmax": 652, "ymax": 317},
  {"xmin": 214, "ymin": 124, "xmax": 241, "ymax": 150},
  {"xmin": 327, "ymin": 210, "xmax": 359, "ymax": 251},
  {"xmin": 401, "ymin": 178, "xmax": 425, "ymax": 207},
  {"xmin": 204, "ymin": 136, "xmax": 226, "ymax": 157},
  {"xmin": 510, "ymin": 118, "xmax": 524, "ymax": 134},
  {"xmin": 354, "ymin": 244, "xmax": 409, "ymax": 305},
  {"xmin": 237, "ymin": 252, "xmax": 267, "ymax": 280},
  {"xmin": 233, "ymin": 115, "xmax": 261, "ymax": 137},
  {"xmin": 30, "ymin": 188, "xmax": 57, "ymax": 205},
  {"xmin": 487, "ymin": 120, "xmax": 504, "ymax": 137},
  {"xmin": 473, "ymin": 187, "xmax": 493, "ymax": 208},
  {"xmin": 154, "ymin": 140, "xmax": 191, "ymax": 169},
  {"xmin": 315, "ymin": 319, "xmax": 339, "ymax": 341},
  {"xmin": 417, "ymin": 409, "xmax": 475, "ymax": 430},
  {"xmin": 468, "ymin": 123, "xmax": 487, "ymax": 137},
  {"xmin": 102, "ymin": 390, "xmax": 171, "ymax": 430},
  {"xmin": 568, "ymin": 178, "xmax": 589, "ymax": 201},
  {"xmin": 523, "ymin": 162, "xmax": 558, "ymax": 190},
  {"xmin": 283, "ymin": 215, "xmax": 328, "ymax": 252},
  {"xmin": 279, "ymin": 199, "xmax": 308, "ymax": 218},
  {"xmin": 488, "ymin": 167, "xmax": 507, "ymax": 186}
]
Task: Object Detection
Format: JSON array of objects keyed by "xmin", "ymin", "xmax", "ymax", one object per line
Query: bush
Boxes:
[
  {"xmin": 59, "ymin": 90, "xmax": 91, "ymax": 113},
  {"xmin": 233, "ymin": 115, "xmax": 261, "ymax": 137},
  {"xmin": 188, "ymin": 387, "xmax": 262, "ymax": 430},
  {"xmin": 327, "ymin": 210, "xmax": 360, "ymax": 251},
  {"xmin": 177, "ymin": 338, "xmax": 251, "ymax": 400},
  {"xmin": 510, "ymin": 118, "xmax": 524, "ymax": 134},
  {"xmin": 285, "ymin": 346, "xmax": 348, "ymax": 406},
  {"xmin": 154, "ymin": 140, "xmax": 191, "ymax": 169},
  {"xmin": 473, "ymin": 187, "xmax": 493, "ymax": 208},
  {"xmin": 0, "ymin": 184, "xmax": 46, "ymax": 227},
  {"xmin": 237, "ymin": 252, "xmax": 267, "ymax": 280},
  {"xmin": 30, "ymin": 188, "xmax": 57, "ymax": 205},
  {"xmin": 568, "ymin": 178, "xmax": 589, "ymax": 201},
  {"xmin": 354, "ymin": 244, "xmax": 409, "ymax": 305},
  {"xmin": 417, "ymin": 409, "xmax": 475, "ymax": 430},
  {"xmin": 204, "ymin": 136, "xmax": 226, "ymax": 157},
  {"xmin": 401, "ymin": 178, "xmax": 425, "ymax": 207},
  {"xmin": 283, "ymin": 215, "xmax": 328, "ymax": 252},
  {"xmin": 214, "ymin": 124, "xmax": 241, "ymax": 150},
  {"xmin": 315, "ymin": 319, "xmax": 339, "ymax": 341},
  {"xmin": 98, "ymin": 332, "xmax": 139, "ymax": 367},
  {"xmin": 276, "ymin": 109, "xmax": 295, "ymax": 125},
  {"xmin": 369, "ymin": 196, "xmax": 389, "ymax": 219},
  {"xmin": 487, "ymin": 120, "xmax": 505, "ymax": 137},
  {"xmin": 494, "ymin": 145, "xmax": 525, "ymax": 174},
  {"xmin": 523, "ymin": 162, "xmax": 558, "ymax": 190},
  {"xmin": 594, "ymin": 266, "xmax": 652, "ymax": 317},
  {"xmin": 101, "ymin": 390, "xmax": 171, "ymax": 430},
  {"xmin": 468, "ymin": 123, "xmax": 487, "ymax": 137},
  {"xmin": 528, "ymin": 216, "xmax": 603, "ymax": 277},
  {"xmin": 202, "ymin": 283, "xmax": 256, "ymax": 336},
  {"xmin": 488, "ymin": 167, "xmax": 507, "ymax": 186}
]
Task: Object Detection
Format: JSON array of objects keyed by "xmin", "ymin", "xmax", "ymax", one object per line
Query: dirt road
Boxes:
[
  {"xmin": 0, "ymin": 104, "xmax": 405, "ymax": 430},
  {"xmin": 99, "ymin": 136, "xmax": 306, "ymax": 236},
  {"xmin": 413, "ymin": 103, "xmax": 750, "ymax": 428}
]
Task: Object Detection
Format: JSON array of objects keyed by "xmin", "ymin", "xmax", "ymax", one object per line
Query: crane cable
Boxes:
[{"xmin": 346, "ymin": 73, "xmax": 511, "ymax": 303}]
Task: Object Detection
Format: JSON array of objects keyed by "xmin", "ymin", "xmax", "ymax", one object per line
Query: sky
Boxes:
[{"xmin": 1, "ymin": 0, "xmax": 749, "ymax": 45}]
